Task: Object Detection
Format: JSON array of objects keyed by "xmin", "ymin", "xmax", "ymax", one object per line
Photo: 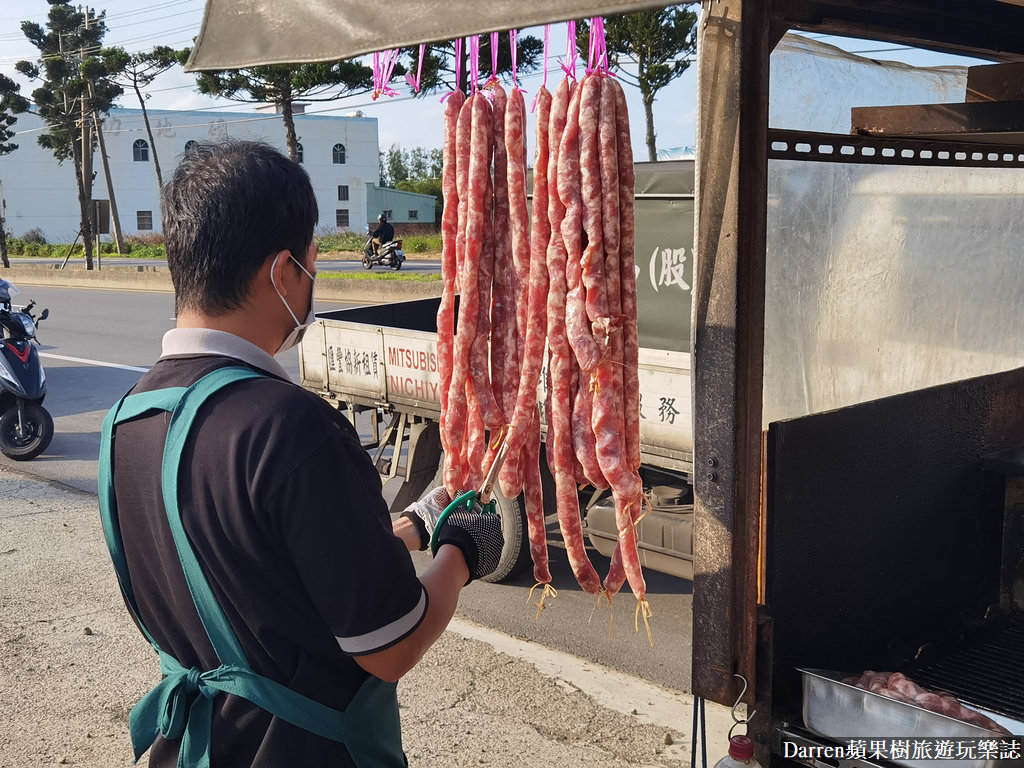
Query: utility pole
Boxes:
[
  {"xmin": 83, "ymin": 6, "xmax": 120, "ymax": 265},
  {"xmin": 0, "ymin": 181, "xmax": 9, "ymax": 269},
  {"xmin": 85, "ymin": 9, "xmax": 124, "ymax": 262},
  {"xmin": 58, "ymin": 26, "xmax": 85, "ymax": 270},
  {"xmin": 91, "ymin": 111, "xmax": 123, "ymax": 261},
  {"xmin": 81, "ymin": 8, "xmax": 90, "ymax": 198},
  {"xmin": 79, "ymin": 6, "xmax": 95, "ymax": 269}
]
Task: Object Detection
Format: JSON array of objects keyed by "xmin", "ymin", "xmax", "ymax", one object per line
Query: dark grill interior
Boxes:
[
  {"xmin": 765, "ymin": 367, "xmax": 1024, "ymax": 721},
  {"xmin": 911, "ymin": 613, "xmax": 1024, "ymax": 722}
]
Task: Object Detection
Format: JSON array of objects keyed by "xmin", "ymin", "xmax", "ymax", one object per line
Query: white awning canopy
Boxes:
[{"xmin": 184, "ymin": 0, "xmax": 672, "ymax": 71}]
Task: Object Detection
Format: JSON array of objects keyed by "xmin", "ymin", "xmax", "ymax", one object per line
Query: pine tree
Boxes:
[
  {"xmin": 0, "ymin": 74, "xmax": 30, "ymax": 268},
  {"xmin": 579, "ymin": 6, "xmax": 698, "ymax": 161},
  {"xmin": 102, "ymin": 45, "xmax": 181, "ymax": 189},
  {"xmin": 16, "ymin": 2, "xmax": 123, "ymax": 270}
]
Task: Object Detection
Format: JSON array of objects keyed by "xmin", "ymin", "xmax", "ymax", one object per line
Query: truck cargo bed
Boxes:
[{"xmin": 299, "ymin": 295, "xmax": 693, "ymax": 471}]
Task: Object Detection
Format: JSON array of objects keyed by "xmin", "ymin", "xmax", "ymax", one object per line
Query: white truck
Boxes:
[{"xmin": 298, "ymin": 160, "xmax": 696, "ymax": 582}]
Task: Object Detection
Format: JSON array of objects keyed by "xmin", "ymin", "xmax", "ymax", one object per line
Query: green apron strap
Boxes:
[
  {"xmin": 99, "ymin": 387, "xmax": 187, "ymax": 648},
  {"xmin": 100, "ymin": 366, "xmax": 407, "ymax": 768},
  {"xmin": 117, "ymin": 387, "xmax": 189, "ymax": 421},
  {"xmin": 160, "ymin": 366, "xmax": 262, "ymax": 668}
]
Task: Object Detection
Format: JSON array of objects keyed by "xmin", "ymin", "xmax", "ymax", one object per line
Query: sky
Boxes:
[{"xmin": 0, "ymin": 0, "xmax": 988, "ymax": 162}]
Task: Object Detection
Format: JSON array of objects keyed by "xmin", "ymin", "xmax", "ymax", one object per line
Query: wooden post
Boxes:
[
  {"xmin": 91, "ymin": 109, "xmax": 125, "ymax": 257},
  {"xmin": 691, "ymin": 0, "xmax": 771, "ymax": 716}
]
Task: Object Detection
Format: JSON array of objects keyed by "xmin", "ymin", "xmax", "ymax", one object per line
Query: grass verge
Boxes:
[{"xmin": 318, "ymin": 271, "xmax": 441, "ymax": 282}]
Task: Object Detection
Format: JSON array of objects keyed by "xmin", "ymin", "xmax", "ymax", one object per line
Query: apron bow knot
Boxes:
[
  {"xmin": 128, "ymin": 653, "xmax": 234, "ymax": 768},
  {"xmin": 184, "ymin": 666, "xmax": 204, "ymax": 694}
]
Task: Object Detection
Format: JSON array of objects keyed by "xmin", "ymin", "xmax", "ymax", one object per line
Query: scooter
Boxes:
[
  {"xmin": 362, "ymin": 234, "xmax": 405, "ymax": 270},
  {"xmin": 0, "ymin": 279, "xmax": 52, "ymax": 460}
]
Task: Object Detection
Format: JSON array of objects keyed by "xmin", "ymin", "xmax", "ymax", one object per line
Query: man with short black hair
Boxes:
[{"xmin": 98, "ymin": 139, "xmax": 502, "ymax": 767}]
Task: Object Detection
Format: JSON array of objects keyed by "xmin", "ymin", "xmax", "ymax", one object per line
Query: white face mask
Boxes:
[{"xmin": 271, "ymin": 251, "xmax": 316, "ymax": 354}]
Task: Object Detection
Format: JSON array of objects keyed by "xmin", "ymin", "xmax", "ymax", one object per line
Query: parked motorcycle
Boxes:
[
  {"xmin": 362, "ymin": 235, "xmax": 405, "ymax": 270},
  {"xmin": 0, "ymin": 279, "xmax": 52, "ymax": 460}
]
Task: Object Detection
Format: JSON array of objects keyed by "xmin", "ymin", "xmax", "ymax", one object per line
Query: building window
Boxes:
[
  {"xmin": 336, "ymin": 209, "xmax": 349, "ymax": 228},
  {"xmin": 332, "ymin": 143, "xmax": 346, "ymax": 164},
  {"xmin": 383, "ymin": 209, "xmax": 393, "ymax": 219},
  {"xmin": 338, "ymin": 185, "xmax": 349, "ymax": 201},
  {"xmin": 133, "ymin": 139, "xmax": 149, "ymax": 162},
  {"xmin": 137, "ymin": 210, "xmax": 153, "ymax": 230},
  {"xmin": 408, "ymin": 210, "xmax": 418, "ymax": 220},
  {"xmin": 184, "ymin": 140, "xmax": 197, "ymax": 154},
  {"xmin": 296, "ymin": 143, "xmax": 303, "ymax": 163}
]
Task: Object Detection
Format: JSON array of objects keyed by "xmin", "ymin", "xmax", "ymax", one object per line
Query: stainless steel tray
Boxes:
[{"xmin": 800, "ymin": 668, "xmax": 1017, "ymax": 768}]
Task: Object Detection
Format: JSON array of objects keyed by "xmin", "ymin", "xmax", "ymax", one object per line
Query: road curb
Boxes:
[{"xmin": 0, "ymin": 265, "xmax": 442, "ymax": 304}]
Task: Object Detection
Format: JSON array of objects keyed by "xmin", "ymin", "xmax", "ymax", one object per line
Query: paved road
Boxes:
[
  {"xmin": 1, "ymin": 284, "xmax": 696, "ymax": 694},
  {"xmin": 9, "ymin": 255, "xmax": 443, "ymax": 274},
  {"xmin": 0, "ymin": 284, "xmax": 336, "ymax": 492}
]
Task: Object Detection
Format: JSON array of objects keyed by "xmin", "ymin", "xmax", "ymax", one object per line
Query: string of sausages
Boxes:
[{"xmin": 437, "ymin": 49, "xmax": 649, "ymax": 632}]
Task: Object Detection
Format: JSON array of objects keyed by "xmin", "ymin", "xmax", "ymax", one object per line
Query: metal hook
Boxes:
[{"xmin": 730, "ymin": 673, "xmax": 757, "ymax": 726}]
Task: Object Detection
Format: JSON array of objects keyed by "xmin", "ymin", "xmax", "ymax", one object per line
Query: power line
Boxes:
[
  {"xmin": 0, "ymin": 0, "xmax": 201, "ymax": 26},
  {"xmin": 95, "ymin": 8, "xmax": 202, "ymax": 33},
  {"xmin": 16, "ymin": 88, "xmax": 424, "ymax": 138},
  {"xmin": 0, "ymin": 5, "xmax": 197, "ymax": 45},
  {"xmin": 99, "ymin": 22, "xmax": 200, "ymax": 48},
  {"xmin": 11, "ymin": 41, "xmax": 652, "ymax": 128},
  {"xmin": 126, "ymin": 57, "xmax": 636, "ymax": 118},
  {"xmin": 0, "ymin": 25, "xmax": 199, "ymax": 64},
  {"xmin": 50, "ymin": 61, "xmax": 606, "ymax": 137},
  {"xmin": 97, "ymin": 0, "xmax": 203, "ymax": 23}
]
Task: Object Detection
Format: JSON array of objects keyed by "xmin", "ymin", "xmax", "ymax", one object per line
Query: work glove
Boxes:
[
  {"xmin": 400, "ymin": 486, "xmax": 452, "ymax": 551},
  {"xmin": 434, "ymin": 501, "xmax": 504, "ymax": 583},
  {"xmin": 401, "ymin": 487, "xmax": 504, "ymax": 583}
]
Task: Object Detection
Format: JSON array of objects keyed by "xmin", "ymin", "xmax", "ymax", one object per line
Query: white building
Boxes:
[{"xmin": 0, "ymin": 106, "xmax": 384, "ymax": 243}]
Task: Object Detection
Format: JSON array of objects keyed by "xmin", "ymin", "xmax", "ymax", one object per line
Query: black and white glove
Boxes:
[
  {"xmin": 400, "ymin": 486, "xmax": 453, "ymax": 551},
  {"xmin": 400, "ymin": 487, "xmax": 504, "ymax": 582},
  {"xmin": 434, "ymin": 502, "xmax": 504, "ymax": 583}
]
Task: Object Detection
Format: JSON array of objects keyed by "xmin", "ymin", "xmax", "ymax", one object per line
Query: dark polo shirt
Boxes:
[{"xmin": 110, "ymin": 329, "xmax": 426, "ymax": 767}]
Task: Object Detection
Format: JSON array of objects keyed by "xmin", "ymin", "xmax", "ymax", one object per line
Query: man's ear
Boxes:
[{"xmin": 266, "ymin": 250, "xmax": 293, "ymax": 296}]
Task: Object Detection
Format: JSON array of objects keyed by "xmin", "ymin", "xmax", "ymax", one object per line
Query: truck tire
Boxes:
[{"xmin": 480, "ymin": 487, "xmax": 532, "ymax": 583}]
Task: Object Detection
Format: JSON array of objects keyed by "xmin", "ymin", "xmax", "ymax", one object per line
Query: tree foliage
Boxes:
[
  {"xmin": 0, "ymin": 73, "xmax": 30, "ymax": 156},
  {"xmin": 184, "ymin": 59, "xmax": 378, "ymax": 162},
  {"xmin": 101, "ymin": 45, "xmax": 181, "ymax": 188},
  {"xmin": 0, "ymin": 75, "xmax": 28, "ymax": 267},
  {"xmin": 379, "ymin": 144, "xmax": 444, "ymax": 224},
  {"xmin": 16, "ymin": 2, "xmax": 123, "ymax": 269},
  {"xmin": 380, "ymin": 144, "xmax": 442, "ymax": 188},
  {"xmin": 0, "ymin": 74, "xmax": 30, "ymax": 267},
  {"xmin": 16, "ymin": 3, "xmax": 122, "ymax": 163},
  {"xmin": 578, "ymin": 6, "xmax": 698, "ymax": 161}
]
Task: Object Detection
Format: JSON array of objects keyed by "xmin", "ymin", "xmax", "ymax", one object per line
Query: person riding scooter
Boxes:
[{"xmin": 369, "ymin": 213, "xmax": 395, "ymax": 256}]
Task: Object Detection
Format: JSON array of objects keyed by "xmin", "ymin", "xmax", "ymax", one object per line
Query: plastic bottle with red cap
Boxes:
[{"xmin": 713, "ymin": 735, "xmax": 761, "ymax": 768}]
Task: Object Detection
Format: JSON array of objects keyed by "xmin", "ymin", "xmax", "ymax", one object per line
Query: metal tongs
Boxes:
[{"xmin": 428, "ymin": 431, "xmax": 511, "ymax": 553}]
